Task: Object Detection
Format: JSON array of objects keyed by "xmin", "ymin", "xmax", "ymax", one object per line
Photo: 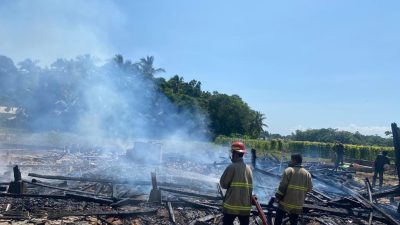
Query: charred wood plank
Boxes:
[
  {"xmin": 47, "ymin": 209, "xmax": 157, "ymax": 220},
  {"xmin": 111, "ymin": 198, "xmax": 146, "ymax": 207},
  {"xmin": 95, "ymin": 183, "xmax": 104, "ymax": 195},
  {"xmin": 82, "ymin": 183, "xmax": 98, "ymax": 191},
  {"xmin": 327, "ymin": 198, "xmax": 363, "ymax": 209},
  {"xmin": 303, "ymin": 204, "xmax": 352, "ymax": 216},
  {"xmin": 365, "ymin": 179, "xmax": 373, "ymax": 203},
  {"xmin": 28, "ymin": 173, "xmax": 130, "ymax": 184},
  {"xmin": 0, "ymin": 192, "xmax": 113, "ymax": 204},
  {"xmin": 167, "ymin": 201, "xmax": 176, "ymax": 225},
  {"xmin": 370, "ymin": 186, "xmax": 400, "ymax": 199},
  {"xmin": 159, "ymin": 187, "xmax": 221, "ymax": 200},
  {"xmin": 28, "ymin": 175, "xmax": 218, "ymax": 193},
  {"xmin": 26, "ymin": 180, "xmax": 109, "ymax": 197},
  {"xmin": 307, "ymin": 191, "xmax": 326, "ymax": 202},
  {"xmin": 310, "ymin": 189, "xmax": 332, "ymax": 201},
  {"xmin": 117, "ymin": 188, "xmax": 129, "ymax": 198},
  {"xmin": 262, "ymin": 201, "xmax": 363, "ymax": 217},
  {"xmin": 391, "ymin": 123, "xmax": 400, "ymax": 184},
  {"xmin": 365, "ymin": 178, "xmax": 374, "ymax": 225},
  {"xmin": 0, "ymin": 215, "xmax": 29, "ymax": 220},
  {"xmin": 178, "ymin": 197, "xmax": 220, "ymax": 210},
  {"xmin": 65, "ymin": 193, "xmax": 114, "ymax": 204},
  {"xmin": 1, "ymin": 210, "xmax": 29, "ymax": 220},
  {"xmin": 0, "ymin": 192, "xmax": 68, "ymax": 199}
]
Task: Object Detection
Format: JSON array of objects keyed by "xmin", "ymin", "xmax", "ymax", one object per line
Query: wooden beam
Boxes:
[
  {"xmin": 28, "ymin": 173, "xmax": 129, "ymax": 184},
  {"xmin": 159, "ymin": 187, "xmax": 221, "ymax": 200},
  {"xmin": 178, "ymin": 197, "xmax": 220, "ymax": 210},
  {"xmin": 47, "ymin": 209, "xmax": 157, "ymax": 220},
  {"xmin": 391, "ymin": 123, "xmax": 400, "ymax": 184},
  {"xmin": 25, "ymin": 180, "xmax": 109, "ymax": 198},
  {"xmin": 167, "ymin": 202, "xmax": 176, "ymax": 225}
]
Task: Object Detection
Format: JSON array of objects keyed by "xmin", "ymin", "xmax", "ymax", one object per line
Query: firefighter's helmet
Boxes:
[{"xmin": 231, "ymin": 141, "xmax": 246, "ymax": 153}]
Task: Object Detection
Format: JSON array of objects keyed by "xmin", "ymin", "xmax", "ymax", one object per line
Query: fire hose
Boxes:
[{"xmin": 251, "ymin": 195, "xmax": 269, "ymax": 225}]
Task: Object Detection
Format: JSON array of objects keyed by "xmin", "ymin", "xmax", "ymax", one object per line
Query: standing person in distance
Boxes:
[
  {"xmin": 334, "ymin": 142, "xmax": 345, "ymax": 171},
  {"xmin": 372, "ymin": 151, "xmax": 390, "ymax": 188},
  {"xmin": 220, "ymin": 141, "xmax": 253, "ymax": 225},
  {"xmin": 274, "ymin": 154, "xmax": 312, "ymax": 225}
]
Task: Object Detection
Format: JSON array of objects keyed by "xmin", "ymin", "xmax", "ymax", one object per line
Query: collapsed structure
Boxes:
[{"xmin": 0, "ymin": 132, "xmax": 400, "ymax": 225}]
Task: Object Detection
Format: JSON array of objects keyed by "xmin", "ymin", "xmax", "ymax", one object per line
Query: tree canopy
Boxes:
[
  {"xmin": 289, "ymin": 128, "xmax": 392, "ymax": 147},
  {"xmin": 0, "ymin": 54, "xmax": 267, "ymax": 139}
]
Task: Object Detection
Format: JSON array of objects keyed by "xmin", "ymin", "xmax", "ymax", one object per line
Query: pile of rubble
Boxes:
[{"xmin": 0, "ymin": 142, "xmax": 400, "ymax": 225}]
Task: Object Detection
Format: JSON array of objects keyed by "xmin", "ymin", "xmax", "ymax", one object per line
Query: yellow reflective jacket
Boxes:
[
  {"xmin": 276, "ymin": 165, "xmax": 312, "ymax": 215},
  {"xmin": 220, "ymin": 158, "xmax": 253, "ymax": 215}
]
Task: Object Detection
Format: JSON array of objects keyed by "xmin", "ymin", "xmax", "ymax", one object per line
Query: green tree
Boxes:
[
  {"xmin": 249, "ymin": 111, "xmax": 267, "ymax": 138},
  {"xmin": 136, "ymin": 56, "xmax": 165, "ymax": 78}
]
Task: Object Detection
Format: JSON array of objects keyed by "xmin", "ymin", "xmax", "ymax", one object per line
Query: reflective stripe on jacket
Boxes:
[
  {"xmin": 220, "ymin": 158, "xmax": 253, "ymax": 215},
  {"xmin": 276, "ymin": 165, "xmax": 312, "ymax": 215}
]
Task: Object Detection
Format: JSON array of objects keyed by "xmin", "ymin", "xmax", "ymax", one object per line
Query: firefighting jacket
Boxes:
[
  {"xmin": 220, "ymin": 157, "xmax": 253, "ymax": 215},
  {"xmin": 276, "ymin": 165, "xmax": 312, "ymax": 215}
]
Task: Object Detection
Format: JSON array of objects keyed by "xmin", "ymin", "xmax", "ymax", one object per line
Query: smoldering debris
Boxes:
[{"xmin": 1, "ymin": 142, "xmax": 400, "ymax": 225}]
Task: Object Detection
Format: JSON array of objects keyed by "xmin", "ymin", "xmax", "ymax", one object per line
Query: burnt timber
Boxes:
[{"xmin": 1, "ymin": 141, "xmax": 400, "ymax": 224}]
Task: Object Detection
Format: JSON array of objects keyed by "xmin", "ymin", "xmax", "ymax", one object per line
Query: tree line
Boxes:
[
  {"xmin": 215, "ymin": 136, "xmax": 394, "ymax": 161},
  {"xmin": 0, "ymin": 54, "xmax": 266, "ymax": 139},
  {"xmin": 264, "ymin": 128, "xmax": 392, "ymax": 147}
]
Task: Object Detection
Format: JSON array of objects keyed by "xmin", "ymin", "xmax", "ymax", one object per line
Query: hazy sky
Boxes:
[{"xmin": 0, "ymin": 0, "xmax": 399, "ymax": 136}]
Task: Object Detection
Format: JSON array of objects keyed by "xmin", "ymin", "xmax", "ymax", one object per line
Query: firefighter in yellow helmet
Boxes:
[
  {"xmin": 274, "ymin": 154, "xmax": 312, "ymax": 225},
  {"xmin": 220, "ymin": 141, "xmax": 253, "ymax": 225}
]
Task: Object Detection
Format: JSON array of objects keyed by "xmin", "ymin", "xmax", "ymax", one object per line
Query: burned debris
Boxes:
[{"xmin": 0, "ymin": 141, "xmax": 400, "ymax": 225}]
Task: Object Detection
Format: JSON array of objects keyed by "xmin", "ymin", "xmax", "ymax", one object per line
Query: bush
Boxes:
[{"xmin": 214, "ymin": 136, "xmax": 394, "ymax": 161}]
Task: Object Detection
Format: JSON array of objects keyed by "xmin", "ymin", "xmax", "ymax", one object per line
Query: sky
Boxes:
[{"xmin": 0, "ymin": 0, "xmax": 399, "ymax": 136}]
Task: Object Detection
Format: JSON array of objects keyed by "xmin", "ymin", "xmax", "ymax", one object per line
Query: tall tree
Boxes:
[
  {"xmin": 136, "ymin": 56, "xmax": 165, "ymax": 78},
  {"xmin": 249, "ymin": 111, "xmax": 267, "ymax": 138}
]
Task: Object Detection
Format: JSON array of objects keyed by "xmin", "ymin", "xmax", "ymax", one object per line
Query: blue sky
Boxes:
[{"xmin": 0, "ymin": 0, "xmax": 399, "ymax": 135}]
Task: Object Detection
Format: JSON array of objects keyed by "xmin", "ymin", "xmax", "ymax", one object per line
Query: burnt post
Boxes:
[
  {"xmin": 13, "ymin": 165, "xmax": 22, "ymax": 181},
  {"xmin": 8, "ymin": 165, "xmax": 27, "ymax": 194},
  {"xmin": 391, "ymin": 123, "xmax": 400, "ymax": 184},
  {"xmin": 251, "ymin": 148, "xmax": 257, "ymax": 168},
  {"xmin": 148, "ymin": 172, "xmax": 161, "ymax": 203}
]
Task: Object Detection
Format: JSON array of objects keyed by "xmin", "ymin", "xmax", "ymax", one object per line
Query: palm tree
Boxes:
[
  {"xmin": 136, "ymin": 56, "xmax": 165, "ymax": 78},
  {"xmin": 249, "ymin": 111, "xmax": 268, "ymax": 138}
]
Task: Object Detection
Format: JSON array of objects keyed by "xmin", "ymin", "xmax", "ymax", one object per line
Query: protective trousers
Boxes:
[
  {"xmin": 222, "ymin": 213, "xmax": 249, "ymax": 225},
  {"xmin": 274, "ymin": 208, "xmax": 299, "ymax": 225}
]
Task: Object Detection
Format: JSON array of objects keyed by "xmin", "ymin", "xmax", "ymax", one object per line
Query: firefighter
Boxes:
[
  {"xmin": 372, "ymin": 151, "xmax": 390, "ymax": 188},
  {"xmin": 220, "ymin": 141, "xmax": 253, "ymax": 225},
  {"xmin": 274, "ymin": 154, "xmax": 312, "ymax": 225}
]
